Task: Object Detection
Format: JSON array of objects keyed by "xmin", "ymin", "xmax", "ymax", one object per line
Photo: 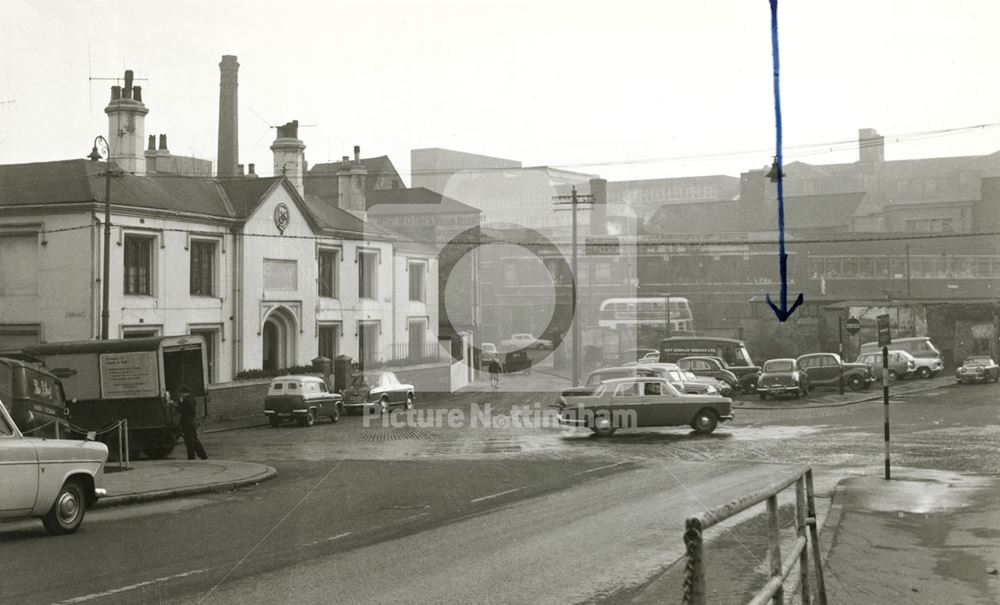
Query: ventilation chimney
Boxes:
[
  {"xmin": 271, "ymin": 120, "xmax": 306, "ymax": 195},
  {"xmin": 338, "ymin": 145, "xmax": 368, "ymax": 219},
  {"xmin": 105, "ymin": 68, "xmax": 149, "ymax": 175},
  {"xmin": 248, "ymin": 163, "xmax": 258, "ymax": 178},
  {"xmin": 159, "ymin": 134, "xmax": 167, "ymax": 151},
  {"xmin": 148, "ymin": 135, "xmax": 156, "ymax": 150},
  {"xmin": 859, "ymin": 128, "xmax": 884, "ymax": 164},
  {"xmin": 217, "ymin": 55, "xmax": 240, "ymax": 178}
]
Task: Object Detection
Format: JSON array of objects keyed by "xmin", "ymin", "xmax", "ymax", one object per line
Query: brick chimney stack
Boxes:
[
  {"xmin": 271, "ymin": 120, "xmax": 306, "ymax": 195},
  {"xmin": 217, "ymin": 55, "xmax": 240, "ymax": 178}
]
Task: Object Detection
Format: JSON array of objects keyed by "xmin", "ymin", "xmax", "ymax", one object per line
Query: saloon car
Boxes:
[
  {"xmin": 955, "ymin": 355, "xmax": 1000, "ymax": 384},
  {"xmin": 480, "ymin": 343, "xmax": 500, "ymax": 365},
  {"xmin": 635, "ymin": 362, "xmax": 727, "ymax": 396},
  {"xmin": 677, "ymin": 356, "xmax": 742, "ymax": 392},
  {"xmin": 342, "ymin": 370, "xmax": 416, "ymax": 415},
  {"xmin": 856, "ymin": 350, "xmax": 916, "ymax": 382},
  {"xmin": 0, "ymin": 399, "xmax": 108, "ymax": 534},
  {"xmin": 561, "ymin": 366, "xmax": 657, "ymax": 399},
  {"xmin": 556, "ymin": 377, "xmax": 733, "ymax": 436},
  {"xmin": 797, "ymin": 353, "xmax": 874, "ymax": 391},
  {"xmin": 264, "ymin": 375, "xmax": 343, "ymax": 427},
  {"xmin": 501, "ymin": 333, "xmax": 553, "ymax": 350},
  {"xmin": 757, "ymin": 358, "xmax": 810, "ymax": 400}
]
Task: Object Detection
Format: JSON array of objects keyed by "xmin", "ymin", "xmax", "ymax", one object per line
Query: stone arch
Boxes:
[{"xmin": 262, "ymin": 306, "xmax": 298, "ymax": 371}]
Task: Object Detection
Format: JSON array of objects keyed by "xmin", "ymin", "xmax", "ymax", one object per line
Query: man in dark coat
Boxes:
[{"xmin": 175, "ymin": 385, "xmax": 207, "ymax": 460}]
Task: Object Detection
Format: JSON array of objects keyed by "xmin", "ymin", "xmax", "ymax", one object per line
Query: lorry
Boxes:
[
  {"xmin": 12, "ymin": 336, "xmax": 208, "ymax": 459},
  {"xmin": 0, "ymin": 356, "xmax": 70, "ymax": 439}
]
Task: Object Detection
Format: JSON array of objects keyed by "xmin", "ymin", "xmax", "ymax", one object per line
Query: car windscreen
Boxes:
[{"xmin": 764, "ymin": 360, "xmax": 794, "ymax": 372}]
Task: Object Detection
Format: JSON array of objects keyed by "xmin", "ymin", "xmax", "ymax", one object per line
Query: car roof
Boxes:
[
  {"xmin": 601, "ymin": 376, "xmax": 669, "ymax": 385},
  {"xmin": 635, "ymin": 362, "xmax": 680, "ymax": 369},
  {"xmin": 764, "ymin": 358, "xmax": 796, "ymax": 364},
  {"xmin": 270, "ymin": 375, "xmax": 324, "ymax": 383}
]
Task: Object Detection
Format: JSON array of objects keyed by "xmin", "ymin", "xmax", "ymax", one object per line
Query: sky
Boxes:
[{"xmin": 2, "ymin": 0, "xmax": 1000, "ymax": 183}]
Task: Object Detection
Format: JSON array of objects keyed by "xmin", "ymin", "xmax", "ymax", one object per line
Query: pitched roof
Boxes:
[
  {"xmin": 305, "ymin": 156, "xmax": 405, "ymax": 204},
  {"xmin": 301, "ymin": 194, "xmax": 395, "ymax": 241},
  {"xmin": 366, "ymin": 187, "xmax": 480, "ymax": 215},
  {"xmin": 0, "ymin": 159, "xmax": 102, "ymax": 207}
]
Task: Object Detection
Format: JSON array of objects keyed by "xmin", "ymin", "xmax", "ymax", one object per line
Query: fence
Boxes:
[
  {"xmin": 682, "ymin": 466, "xmax": 827, "ymax": 605},
  {"xmin": 385, "ymin": 341, "xmax": 445, "ymax": 364}
]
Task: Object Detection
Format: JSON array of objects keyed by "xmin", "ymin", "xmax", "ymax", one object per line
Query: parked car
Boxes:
[
  {"xmin": 561, "ymin": 366, "xmax": 657, "ymax": 399},
  {"xmin": 856, "ymin": 350, "xmax": 916, "ymax": 382},
  {"xmin": 620, "ymin": 348, "xmax": 659, "ymax": 364},
  {"xmin": 501, "ymin": 348, "xmax": 532, "ymax": 374},
  {"xmin": 858, "ymin": 337, "xmax": 944, "ymax": 379},
  {"xmin": 480, "ymin": 343, "xmax": 500, "ymax": 365},
  {"xmin": 636, "ymin": 362, "xmax": 728, "ymax": 396},
  {"xmin": 797, "ymin": 353, "xmax": 874, "ymax": 391},
  {"xmin": 342, "ymin": 370, "xmax": 416, "ymax": 415},
  {"xmin": 677, "ymin": 356, "xmax": 741, "ymax": 392},
  {"xmin": 264, "ymin": 375, "xmax": 342, "ymax": 427},
  {"xmin": 500, "ymin": 333, "xmax": 553, "ymax": 350},
  {"xmin": 556, "ymin": 377, "xmax": 733, "ymax": 437},
  {"xmin": 955, "ymin": 355, "xmax": 1000, "ymax": 383},
  {"xmin": 756, "ymin": 358, "xmax": 810, "ymax": 400},
  {"xmin": 659, "ymin": 336, "xmax": 761, "ymax": 392},
  {"xmin": 0, "ymin": 398, "xmax": 108, "ymax": 534}
]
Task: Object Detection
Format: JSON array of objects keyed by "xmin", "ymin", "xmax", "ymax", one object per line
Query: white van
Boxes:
[{"xmin": 857, "ymin": 337, "xmax": 944, "ymax": 379}]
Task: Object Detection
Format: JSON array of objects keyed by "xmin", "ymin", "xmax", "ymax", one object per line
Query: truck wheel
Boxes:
[
  {"xmin": 848, "ymin": 375, "xmax": 865, "ymax": 391},
  {"xmin": 269, "ymin": 416, "xmax": 282, "ymax": 428},
  {"xmin": 42, "ymin": 479, "xmax": 86, "ymax": 535}
]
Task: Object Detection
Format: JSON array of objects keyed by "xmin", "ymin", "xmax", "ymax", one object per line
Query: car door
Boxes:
[
  {"xmin": 0, "ymin": 410, "xmax": 40, "ymax": 517},
  {"xmin": 611, "ymin": 381, "xmax": 643, "ymax": 427},
  {"xmin": 638, "ymin": 380, "xmax": 673, "ymax": 426}
]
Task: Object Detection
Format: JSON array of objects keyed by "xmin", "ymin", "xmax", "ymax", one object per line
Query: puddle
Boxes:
[{"xmin": 838, "ymin": 469, "xmax": 993, "ymax": 514}]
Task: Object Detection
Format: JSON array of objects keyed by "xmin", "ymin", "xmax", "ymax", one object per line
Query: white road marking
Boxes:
[
  {"xmin": 302, "ymin": 531, "xmax": 353, "ymax": 547},
  {"xmin": 54, "ymin": 568, "xmax": 209, "ymax": 603},
  {"xmin": 579, "ymin": 461, "xmax": 630, "ymax": 474},
  {"xmin": 470, "ymin": 487, "xmax": 524, "ymax": 503}
]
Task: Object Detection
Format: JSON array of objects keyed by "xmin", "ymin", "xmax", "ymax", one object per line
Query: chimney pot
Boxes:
[
  {"xmin": 158, "ymin": 134, "xmax": 167, "ymax": 150},
  {"xmin": 238, "ymin": 164, "xmax": 245, "ymax": 176},
  {"xmin": 111, "ymin": 86, "xmax": 121, "ymax": 101},
  {"xmin": 148, "ymin": 135, "xmax": 156, "ymax": 150},
  {"xmin": 354, "ymin": 145, "xmax": 360, "ymax": 163},
  {"xmin": 133, "ymin": 86, "xmax": 142, "ymax": 102},
  {"xmin": 248, "ymin": 163, "xmax": 255, "ymax": 175},
  {"xmin": 342, "ymin": 155, "xmax": 349, "ymax": 163}
]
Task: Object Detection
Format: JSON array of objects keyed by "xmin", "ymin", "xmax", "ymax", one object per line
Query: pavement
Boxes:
[{"xmin": 89, "ymin": 373, "xmax": 1000, "ymax": 603}]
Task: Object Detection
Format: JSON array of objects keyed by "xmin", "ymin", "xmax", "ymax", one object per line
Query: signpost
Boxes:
[{"xmin": 876, "ymin": 314, "xmax": 892, "ymax": 480}]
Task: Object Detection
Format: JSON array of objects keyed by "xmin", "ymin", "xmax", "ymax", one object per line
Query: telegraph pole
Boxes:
[{"xmin": 554, "ymin": 186, "xmax": 593, "ymax": 387}]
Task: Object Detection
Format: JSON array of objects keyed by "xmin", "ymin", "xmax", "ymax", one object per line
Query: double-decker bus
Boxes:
[{"xmin": 597, "ymin": 297, "xmax": 694, "ymax": 333}]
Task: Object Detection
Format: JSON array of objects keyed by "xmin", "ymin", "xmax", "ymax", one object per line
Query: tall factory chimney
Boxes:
[{"xmin": 217, "ymin": 55, "xmax": 239, "ymax": 178}]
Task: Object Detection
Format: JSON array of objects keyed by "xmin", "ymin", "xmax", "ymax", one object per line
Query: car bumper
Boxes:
[
  {"xmin": 956, "ymin": 374, "xmax": 988, "ymax": 383},
  {"xmin": 719, "ymin": 413, "xmax": 735, "ymax": 422},
  {"xmin": 94, "ymin": 487, "xmax": 108, "ymax": 500},
  {"xmin": 264, "ymin": 409, "xmax": 310, "ymax": 417},
  {"xmin": 757, "ymin": 385, "xmax": 800, "ymax": 394}
]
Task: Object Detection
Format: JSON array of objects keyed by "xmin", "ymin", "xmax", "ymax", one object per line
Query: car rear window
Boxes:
[{"xmin": 272, "ymin": 383, "xmax": 284, "ymax": 390}]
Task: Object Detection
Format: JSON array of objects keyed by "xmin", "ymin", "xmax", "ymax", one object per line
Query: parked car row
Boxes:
[{"xmin": 264, "ymin": 370, "xmax": 416, "ymax": 427}]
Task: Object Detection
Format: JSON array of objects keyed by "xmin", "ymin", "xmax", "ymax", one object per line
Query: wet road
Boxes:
[{"xmin": 3, "ymin": 376, "xmax": 997, "ymax": 604}]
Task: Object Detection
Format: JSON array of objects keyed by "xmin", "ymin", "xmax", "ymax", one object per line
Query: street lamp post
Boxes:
[{"xmin": 88, "ymin": 136, "xmax": 113, "ymax": 340}]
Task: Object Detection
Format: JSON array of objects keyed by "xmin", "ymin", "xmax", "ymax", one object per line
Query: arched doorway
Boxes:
[{"xmin": 262, "ymin": 307, "xmax": 297, "ymax": 371}]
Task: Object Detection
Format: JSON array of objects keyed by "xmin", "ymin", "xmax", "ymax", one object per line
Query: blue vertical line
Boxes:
[{"xmin": 771, "ymin": 0, "xmax": 786, "ymax": 308}]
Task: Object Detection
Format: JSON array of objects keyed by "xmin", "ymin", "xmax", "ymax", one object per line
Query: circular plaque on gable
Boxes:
[{"xmin": 274, "ymin": 203, "xmax": 290, "ymax": 234}]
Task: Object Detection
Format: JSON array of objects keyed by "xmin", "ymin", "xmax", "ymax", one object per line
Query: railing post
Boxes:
[
  {"xmin": 796, "ymin": 477, "xmax": 812, "ymax": 604},
  {"xmin": 123, "ymin": 419, "xmax": 130, "ymax": 469},
  {"xmin": 805, "ymin": 469, "xmax": 828, "ymax": 605},
  {"xmin": 766, "ymin": 494, "xmax": 784, "ymax": 605},
  {"xmin": 683, "ymin": 517, "xmax": 706, "ymax": 605}
]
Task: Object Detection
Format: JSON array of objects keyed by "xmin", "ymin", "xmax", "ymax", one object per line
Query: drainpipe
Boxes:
[{"xmin": 231, "ymin": 227, "xmax": 243, "ymax": 379}]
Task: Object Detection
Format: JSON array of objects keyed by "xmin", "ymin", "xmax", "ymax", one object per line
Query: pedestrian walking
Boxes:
[{"xmin": 174, "ymin": 385, "xmax": 207, "ymax": 460}]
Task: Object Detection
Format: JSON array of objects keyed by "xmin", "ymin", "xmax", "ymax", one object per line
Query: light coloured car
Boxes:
[
  {"xmin": 557, "ymin": 377, "xmax": 733, "ymax": 437},
  {"xmin": 342, "ymin": 370, "xmax": 416, "ymax": 415},
  {"xmin": 0, "ymin": 399, "xmax": 108, "ymax": 534},
  {"xmin": 955, "ymin": 355, "xmax": 1000, "ymax": 384},
  {"xmin": 501, "ymin": 333, "xmax": 553, "ymax": 350},
  {"xmin": 481, "ymin": 343, "xmax": 500, "ymax": 365},
  {"xmin": 264, "ymin": 375, "xmax": 342, "ymax": 427}
]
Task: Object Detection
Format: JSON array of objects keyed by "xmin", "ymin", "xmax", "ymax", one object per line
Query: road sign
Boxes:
[
  {"xmin": 585, "ymin": 237, "xmax": 620, "ymax": 256},
  {"xmin": 844, "ymin": 317, "xmax": 861, "ymax": 335},
  {"xmin": 876, "ymin": 314, "xmax": 891, "ymax": 347}
]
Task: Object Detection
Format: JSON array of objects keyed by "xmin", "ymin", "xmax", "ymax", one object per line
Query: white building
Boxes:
[{"xmin": 0, "ymin": 71, "xmax": 445, "ymax": 384}]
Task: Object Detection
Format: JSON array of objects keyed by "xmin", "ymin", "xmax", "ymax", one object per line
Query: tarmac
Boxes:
[{"xmin": 89, "ymin": 374, "xmax": 1000, "ymax": 603}]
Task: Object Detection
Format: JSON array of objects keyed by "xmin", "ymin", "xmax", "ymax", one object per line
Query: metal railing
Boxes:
[{"xmin": 682, "ymin": 466, "xmax": 827, "ymax": 605}]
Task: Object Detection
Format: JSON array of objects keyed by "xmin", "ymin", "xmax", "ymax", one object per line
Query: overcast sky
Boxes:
[{"xmin": 2, "ymin": 0, "xmax": 999, "ymax": 183}]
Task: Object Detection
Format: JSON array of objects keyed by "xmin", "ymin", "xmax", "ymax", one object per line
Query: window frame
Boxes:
[
  {"xmin": 123, "ymin": 233, "xmax": 156, "ymax": 296},
  {"xmin": 189, "ymin": 238, "xmax": 218, "ymax": 297},
  {"xmin": 408, "ymin": 259, "xmax": 427, "ymax": 302},
  {"xmin": 317, "ymin": 246, "xmax": 341, "ymax": 299}
]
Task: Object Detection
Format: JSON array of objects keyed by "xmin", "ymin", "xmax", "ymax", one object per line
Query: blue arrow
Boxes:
[{"xmin": 765, "ymin": 0, "xmax": 804, "ymax": 322}]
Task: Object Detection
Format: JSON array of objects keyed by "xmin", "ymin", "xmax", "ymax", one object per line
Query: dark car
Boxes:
[
  {"xmin": 264, "ymin": 375, "xmax": 343, "ymax": 427},
  {"xmin": 797, "ymin": 353, "xmax": 874, "ymax": 391},
  {"xmin": 955, "ymin": 355, "xmax": 1000, "ymax": 384},
  {"xmin": 677, "ymin": 356, "xmax": 740, "ymax": 392},
  {"xmin": 561, "ymin": 366, "xmax": 657, "ymax": 399},
  {"xmin": 557, "ymin": 377, "xmax": 734, "ymax": 436},
  {"xmin": 501, "ymin": 348, "xmax": 532, "ymax": 374},
  {"xmin": 342, "ymin": 370, "xmax": 415, "ymax": 415},
  {"xmin": 635, "ymin": 362, "xmax": 730, "ymax": 396},
  {"xmin": 756, "ymin": 358, "xmax": 810, "ymax": 400}
]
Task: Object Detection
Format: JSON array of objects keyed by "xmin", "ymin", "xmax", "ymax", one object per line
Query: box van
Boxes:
[
  {"xmin": 857, "ymin": 337, "xmax": 944, "ymax": 379},
  {"xmin": 658, "ymin": 337, "xmax": 761, "ymax": 392}
]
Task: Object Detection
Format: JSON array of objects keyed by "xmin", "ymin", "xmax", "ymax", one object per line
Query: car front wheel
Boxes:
[
  {"xmin": 404, "ymin": 394, "xmax": 414, "ymax": 410},
  {"xmin": 917, "ymin": 367, "xmax": 932, "ymax": 379},
  {"xmin": 691, "ymin": 409, "xmax": 719, "ymax": 434},
  {"xmin": 848, "ymin": 375, "xmax": 865, "ymax": 391},
  {"xmin": 42, "ymin": 479, "xmax": 87, "ymax": 535}
]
